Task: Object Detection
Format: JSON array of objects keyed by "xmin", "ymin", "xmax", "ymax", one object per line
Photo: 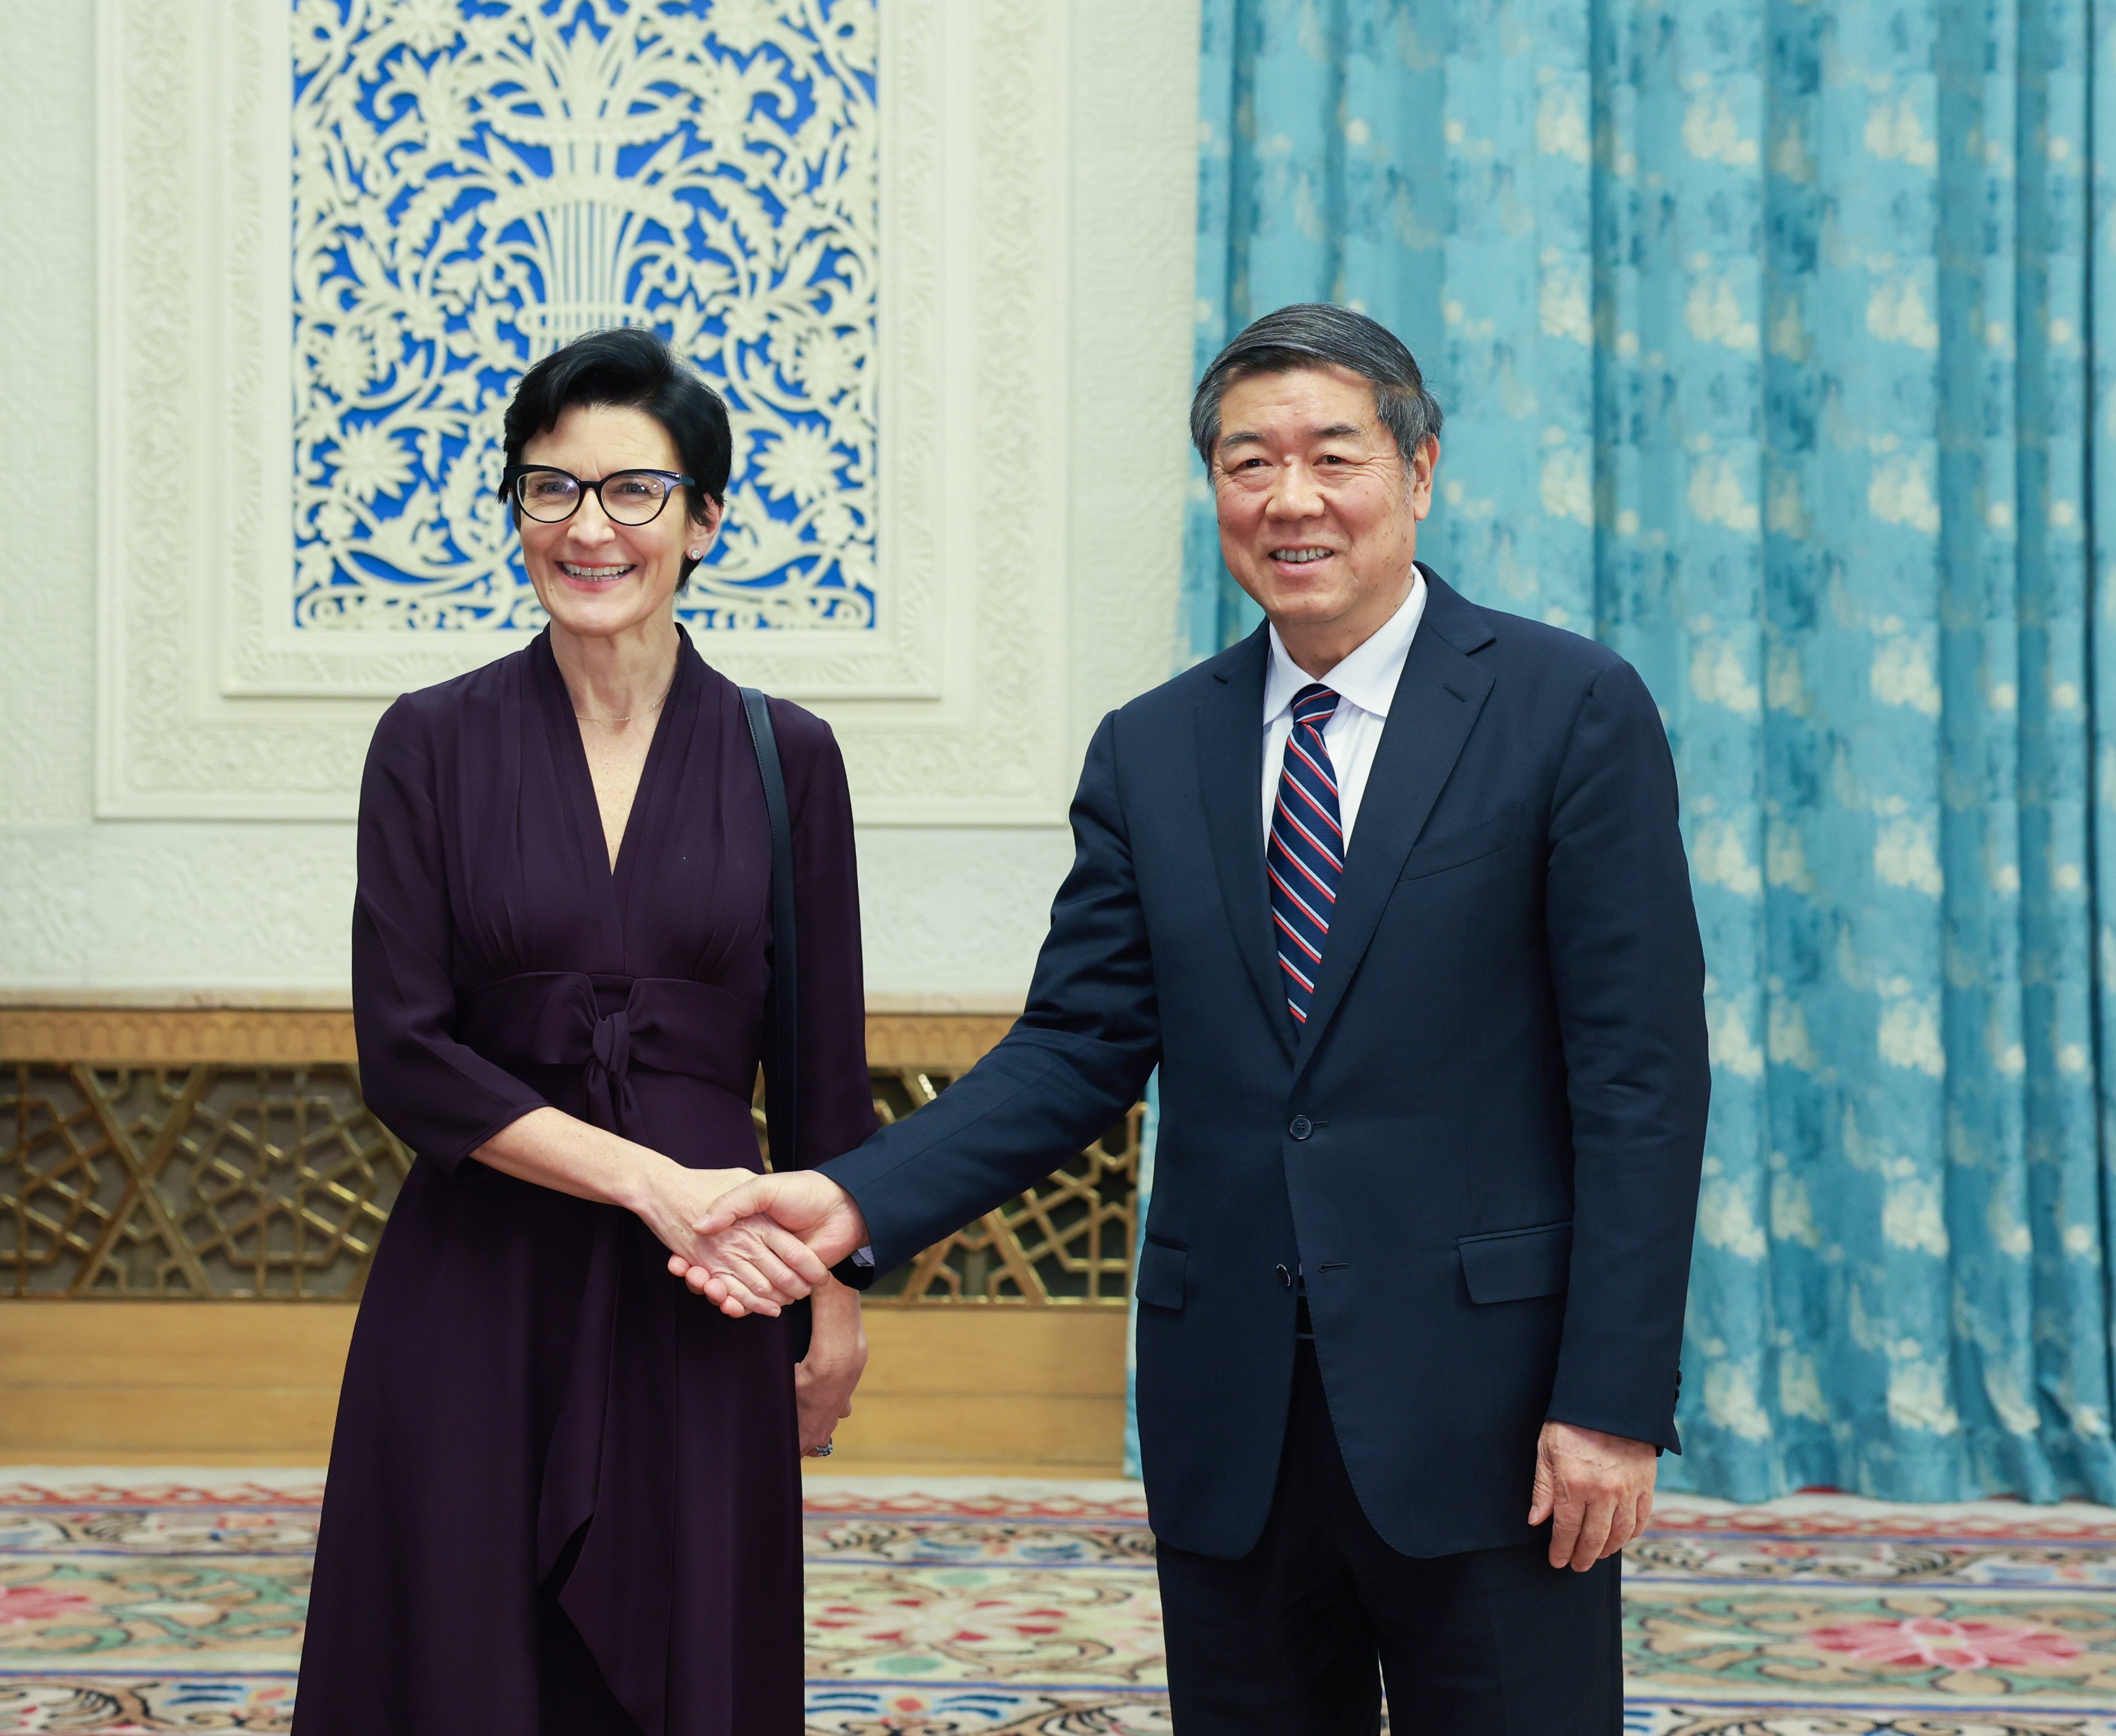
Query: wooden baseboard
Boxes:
[
  {"xmin": 0, "ymin": 1301, "xmax": 1127, "ymax": 1473},
  {"xmin": 847, "ymin": 1308, "xmax": 1127, "ymax": 1471},
  {"xmin": 0, "ymin": 1303, "xmax": 351, "ymax": 1463}
]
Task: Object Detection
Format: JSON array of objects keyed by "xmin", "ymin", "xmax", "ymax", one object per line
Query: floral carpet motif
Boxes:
[{"xmin": 0, "ymin": 1474, "xmax": 2110, "ymax": 1733}]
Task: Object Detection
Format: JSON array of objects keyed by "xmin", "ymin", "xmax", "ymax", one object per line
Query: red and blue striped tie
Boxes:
[{"xmin": 1268, "ymin": 684, "xmax": 1344, "ymax": 1027}]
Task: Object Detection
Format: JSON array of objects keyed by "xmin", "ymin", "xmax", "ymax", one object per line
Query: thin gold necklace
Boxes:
[{"xmin": 574, "ymin": 685, "xmax": 671, "ymax": 726}]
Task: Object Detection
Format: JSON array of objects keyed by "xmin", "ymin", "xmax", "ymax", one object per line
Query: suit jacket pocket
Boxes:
[
  {"xmin": 1136, "ymin": 1237, "xmax": 1187, "ymax": 1311},
  {"xmin": 1400, "ymin": 801, "xmax": 1528, "ymax": 880},
  {"xmin": 1458, "ymin": 1220, "xmax": 1572, "ymax": 1303}
]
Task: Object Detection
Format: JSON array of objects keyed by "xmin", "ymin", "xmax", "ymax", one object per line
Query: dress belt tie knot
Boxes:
[
  {"xmin": 587, "ymin": 1008, "xmax": 634, "ymax": 1137},
  {"xmin": 457, "ymin": 971, "xmax": 758, "ymax": 1142}
]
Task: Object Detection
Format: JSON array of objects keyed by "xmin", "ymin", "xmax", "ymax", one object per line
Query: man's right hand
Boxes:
[{"xmin": 669, "ymin": 1172, "xmax": 871, "ymax": 1314}]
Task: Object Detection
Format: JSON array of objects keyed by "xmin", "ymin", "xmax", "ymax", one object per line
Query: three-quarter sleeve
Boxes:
[
  {"xmin": 769, "ymin": 699, "xmax": 878, "ymax": 1169},
  {"xmin": 351, "ymin": 697, "xmax": 548, "ymax": 1171}
]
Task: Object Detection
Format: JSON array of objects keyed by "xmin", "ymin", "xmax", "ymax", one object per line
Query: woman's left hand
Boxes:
[{"xmin": 795, "ymin": 1277, "xmax": 868, "ymax": 1457}]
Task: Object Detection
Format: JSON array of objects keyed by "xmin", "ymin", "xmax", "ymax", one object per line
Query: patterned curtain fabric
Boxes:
[{"xmin": 1180, "ymin": 0, "xmax": 2116, "ymax": 1502}]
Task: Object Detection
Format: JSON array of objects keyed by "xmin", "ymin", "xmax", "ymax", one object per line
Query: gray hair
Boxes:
[{"xmin": 1189, "ymin": 303, "xmax": 1444, "ymax": 468}]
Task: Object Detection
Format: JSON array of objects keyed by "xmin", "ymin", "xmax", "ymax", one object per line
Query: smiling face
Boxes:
[
  {"xmin": 515, "ymin": 402, "xmax": 720, "ymax": 642},
  {"xmin": 1210, "ymin": 363, "xmax": 1436, "ymax": 671}
]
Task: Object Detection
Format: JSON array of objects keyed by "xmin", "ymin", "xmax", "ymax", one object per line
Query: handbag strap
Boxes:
[{"xmin": 740, "ymin": 686, "xmax": 799, "ymax": 1169}]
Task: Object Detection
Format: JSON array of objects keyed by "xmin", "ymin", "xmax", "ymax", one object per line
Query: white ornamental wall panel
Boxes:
[{"xmin": 95, "ymin": 0, "xmax": 1072, "ymax": 822}]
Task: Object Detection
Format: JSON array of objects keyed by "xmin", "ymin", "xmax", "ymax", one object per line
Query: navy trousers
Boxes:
[{"xmin": 1154, "ymin": 1338, "xmax": 1625, "ymax": 1734}]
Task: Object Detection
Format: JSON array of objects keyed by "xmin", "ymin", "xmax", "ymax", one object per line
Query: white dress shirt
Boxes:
[{"xmin": 1260, "ymin": 573, "xmax": 1427, "ymax": 848}]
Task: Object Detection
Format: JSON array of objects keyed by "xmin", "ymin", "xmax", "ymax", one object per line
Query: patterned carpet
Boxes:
[{"xmin": 0, "ymin": 1470, "xmax": 2111, "ymax": 1733}]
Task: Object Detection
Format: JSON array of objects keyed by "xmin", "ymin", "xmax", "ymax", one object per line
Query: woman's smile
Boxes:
[{"xmin": 556, "ymin": 559, "xmax": 639, "ymax": 588}]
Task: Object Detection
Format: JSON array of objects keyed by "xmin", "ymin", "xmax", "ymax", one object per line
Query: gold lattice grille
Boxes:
[
  {"xmin": 4, "ymin": 1059, "xmax": 1138, "ymax": 1303},
  {"xmin": 1, "ymin": 1065, "xmax": 409, "ymax": 1299},
  {"xmin": 863, "ymin": 1070, "xmax": 1140, "ymax": 1305}
]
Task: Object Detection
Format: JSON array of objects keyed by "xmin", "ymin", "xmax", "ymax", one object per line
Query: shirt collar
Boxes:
[{"xmin": 1262, "ymin": 569, "xmax": 1428, "ymax": 725}]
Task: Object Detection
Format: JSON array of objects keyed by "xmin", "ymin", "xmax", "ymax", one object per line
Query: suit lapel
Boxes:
[
  {"xmin": 1293, "ymin": 572, "xmax": 1497, "ymax": 1073},
  {"xmin": 1193, "ymin": 627, "xmax": 1293, "ymax": 1060}
]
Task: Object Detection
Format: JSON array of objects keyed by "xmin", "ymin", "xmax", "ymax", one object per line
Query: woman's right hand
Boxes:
[
  {"xmin": 470, "ymin": 1113, "xmax": 825, "ymax": 1316},
  {"xmin": 629, "ymin": 1161, "xmax": 830, "ymax": 1318}
]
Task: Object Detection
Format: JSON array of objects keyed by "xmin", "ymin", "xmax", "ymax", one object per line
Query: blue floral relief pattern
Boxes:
[
  {"xmin": 1182, "ymin": 0, "xmax": 2116, "ymax": 1502},
  {"xmin": 290, "ymin": 0, "xmax": 876, "ymax": 633}
]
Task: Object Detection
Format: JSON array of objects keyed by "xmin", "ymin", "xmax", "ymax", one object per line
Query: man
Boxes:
[{"xmin": 696, "ymin": 303, "xmax": 1709, "ymax": 1733}]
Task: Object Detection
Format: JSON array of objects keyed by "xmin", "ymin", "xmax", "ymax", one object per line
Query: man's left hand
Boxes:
[{"xmin": 1527, "ymin": 1420, "xmax": 1657, "ymax": 1571}]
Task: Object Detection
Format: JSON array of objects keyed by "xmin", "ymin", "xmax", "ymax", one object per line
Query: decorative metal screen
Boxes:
[
  {"xmin": 2, "ymin": 1062, "xmax": 1137, "ymax": 1303},
  {"xmin": 0, "ymin": 1065, "xmax": 407, "ymax": 1300},
  {"xmin": 290, "ymin": 0, "xmax": 878, "ymax": 634},
  {"xmin": 860, "ymin": 1070, "xmax": 1141, "ymax": 1305}
]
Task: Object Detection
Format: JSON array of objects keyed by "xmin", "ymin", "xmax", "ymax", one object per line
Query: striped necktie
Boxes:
[{"xmin": 1267, "ymin": 683, "xmax": 1344, "ymax": 1028}]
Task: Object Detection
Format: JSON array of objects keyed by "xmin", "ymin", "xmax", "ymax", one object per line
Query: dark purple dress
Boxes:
[{"xmin": 296, "ymin": 628, "xmax": 876, "ymax": 1736}]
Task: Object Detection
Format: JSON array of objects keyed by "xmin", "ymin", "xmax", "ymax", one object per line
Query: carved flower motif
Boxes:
[
  {"xmin": 707, "ymin": 0, "xmax": 784, "ymax": 55},
  {"xmin": 1808, "ymin": 1615, "xmax": 2084, "ymax": 1673},
  {"xmin": 329, "ymin": 424, "xmax": 419, "ymax": 504},
  {"xmin": 314, "ymin": 325, "xmax": 382, "ymax": 402},
  {"xmin": 755, "ymin": 426, "xmax": 844, "ymax": 507},
  {"xmin": 389, "ymin": 0, "xmax": 463, "ymax": 56},
  {"xmin": 790, "ymin": 331, "xmax": 863, "ymax": 403}
]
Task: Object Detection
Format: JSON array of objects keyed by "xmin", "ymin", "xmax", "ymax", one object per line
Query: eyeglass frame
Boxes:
[{"xmin": 498, "ymin": 464, "xmax": 699, "ymax": 526}]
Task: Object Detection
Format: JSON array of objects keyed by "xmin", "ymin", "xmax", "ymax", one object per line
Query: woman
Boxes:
[{"xmin": 296, "ymin": 328, "xmax": 876, "ymax": 1735}]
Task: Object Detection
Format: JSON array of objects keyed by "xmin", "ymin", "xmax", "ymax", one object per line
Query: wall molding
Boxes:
[
  {"xmin": 94, "ymin": 0, "xmax": 1073, "ymax": 825},
  {"xmin": 0, "ymin": 1006, "xmax": 1015, "ymax": 1070}
]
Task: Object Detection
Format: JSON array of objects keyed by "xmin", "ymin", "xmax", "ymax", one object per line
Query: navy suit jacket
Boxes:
[{"xmin": 824, "ymin": 569, "xmax": 1709, "ymax": 1560}]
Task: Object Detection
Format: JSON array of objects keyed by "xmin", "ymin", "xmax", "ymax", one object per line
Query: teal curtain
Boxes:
[{"xmin": 1183, "ymin": 0, "xmax": 2116, "ymax": 1502}]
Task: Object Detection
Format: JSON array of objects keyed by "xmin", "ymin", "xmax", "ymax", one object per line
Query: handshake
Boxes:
[{"xmin": 665, "ymin": 1170, "xmax": 872, "ymax": 1316}]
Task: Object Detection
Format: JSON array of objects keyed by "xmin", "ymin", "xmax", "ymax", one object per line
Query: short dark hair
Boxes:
[
  {"xmin": 502, "ymin": 327, "xmax": 732, "ymax": 589},
  {"xmin": 1189, "ymin": 303, "xmax": 1443, "ymax": 468}
]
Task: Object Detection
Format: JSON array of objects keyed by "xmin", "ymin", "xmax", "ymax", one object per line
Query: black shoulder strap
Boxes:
[{"xmin": 740, "ymin": 687, "xmax": 798, "ymax": 1170}]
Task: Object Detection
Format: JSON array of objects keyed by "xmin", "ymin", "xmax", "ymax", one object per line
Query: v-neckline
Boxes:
[
  {"xmin": 599, "ymin": 712, "xmax": 667, "ymax": 884},
  {"xmin": 535, "ymin": 628, "xmax": 694, "ymax": 901}
]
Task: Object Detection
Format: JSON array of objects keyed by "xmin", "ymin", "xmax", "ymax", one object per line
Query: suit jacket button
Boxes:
[
  {"xmin": 1289, "ymin": 1115, "xmax": 1313, "ymax": 1140},
  {"xmin": 1275, "ymin": 1264, "xmax": 1293, "ymax": 1288}
]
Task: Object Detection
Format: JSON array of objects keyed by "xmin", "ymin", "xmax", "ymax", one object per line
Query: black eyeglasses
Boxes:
[{"xmin": 499, "ymin": 465, "xmax": 695, "ymax": 526}]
